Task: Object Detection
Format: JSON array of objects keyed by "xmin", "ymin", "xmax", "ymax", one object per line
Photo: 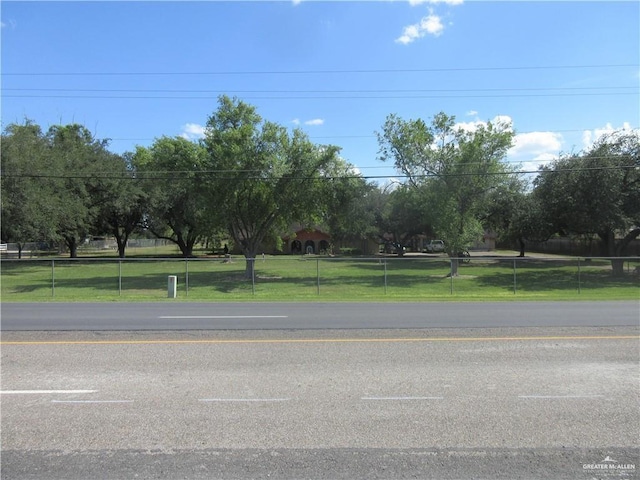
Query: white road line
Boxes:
[
  {"xmin": 1, "ymin": 390, "xmax": 98, "ymax": 395},
  {"xmin": 159, "ymin": 316, "xmax": 288, "ymax": 319},
  {"xmin": 51, "ymin": 400, "xmax": 133, "ymax": 404},
  {"xmin": 198, "ymin": 398, "xmax": 291, "ymax": 402},
  {"xmin": 362, "ymin": 396, "xmax": 445, "ymax": 401},
  {"xmin": 518, "ymin": 395, "xmax": 606, "ymax": 399}
]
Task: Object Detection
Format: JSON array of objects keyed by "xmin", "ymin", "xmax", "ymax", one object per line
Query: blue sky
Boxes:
[{"xmin": 2, "ymin": 0, "xmax": 638, "ymax": 182}]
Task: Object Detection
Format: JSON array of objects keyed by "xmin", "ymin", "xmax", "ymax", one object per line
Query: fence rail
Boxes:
[
  {"xmin": 1, "ymin": 255, "xmax": 638, "ymax": 300},
  {"xmin": 0, "ymin": 239, "xmax": 176, "ymax": 258}
]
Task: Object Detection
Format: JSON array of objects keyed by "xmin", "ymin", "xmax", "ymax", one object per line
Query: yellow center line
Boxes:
[{"xmin": 1, "ymin": 335, "xmax": 638, "ymax": 346}]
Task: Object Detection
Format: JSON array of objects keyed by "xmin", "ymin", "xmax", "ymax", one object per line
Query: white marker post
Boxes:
[{"xmin": 168, "ymin": 275, "xmax": 177, "ymax": 298}]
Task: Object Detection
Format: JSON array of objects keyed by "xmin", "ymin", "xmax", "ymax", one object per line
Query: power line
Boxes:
[
  {"xmin": 4, "ymin": 92, "xmax": 636, "ymax": 100},
  {"xmin": 100, "ymin": 128, "xmax": 639, "ymax": 143},
  {"xmin": 2, "ymin": 63, "xmax": 636, "ymax": 77},
  {"xmin": 4, "ymin": 86, "xmax": 636, "ymax": 94},
  {"xmin": 2, "ymin": 165, "xmax": 636, "ymax": 181}
]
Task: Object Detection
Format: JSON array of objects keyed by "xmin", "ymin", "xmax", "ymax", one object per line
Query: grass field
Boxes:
[{"xmin": 1, "ymin": 252, "xmax": 638, "ymax": 302}]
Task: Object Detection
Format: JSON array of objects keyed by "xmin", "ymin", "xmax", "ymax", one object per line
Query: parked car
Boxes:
[
  {"xmin": 424, "ymin": 240, "xmax": 445, "ymax": 253},
  {"xmin": 380, "ymin": 242, "xmax": 406, "ymax": 255}
]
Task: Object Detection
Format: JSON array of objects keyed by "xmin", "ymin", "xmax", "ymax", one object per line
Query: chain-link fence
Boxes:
[
  {"xmin": 1, "ymin": 255, "xmax": 638, "ymax": 301},
  {"xmin": 0, "ymin": 239, "xmax": 176, "ymax": 258}
]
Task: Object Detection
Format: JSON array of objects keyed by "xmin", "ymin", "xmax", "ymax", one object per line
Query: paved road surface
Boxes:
[
  {"xmin": 2, "ymin": 300, "xmax": 638, "ymax": 330},
  {"xmin": 1, "ymin": 302, "xmax": 639, "ymax": 479}
]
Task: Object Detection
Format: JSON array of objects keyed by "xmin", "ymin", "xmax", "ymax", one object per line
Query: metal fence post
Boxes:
[
  {"xmin": 577, "ymin": 258, "xmax": 581, "ymax": 294},
  {"xmin": 251, "ymin": 258, "xmax": 256, "ymax": 295},
  {"xmin": 185, "ymin": 258, "xmax": 189, "ymax": 297},
  {"xmin": 513, "ymin": 258, "xmax": 517, "ymax": 294},
  {"xmin": 118, "ymin": 260, "xmax": 122, "ymax": 296},
  {"xmin": 316, "ymin": 258, "xmax": 320, "ymax": 295},
  {"xmin": 52, "ymin": 259, "xmax": 55, "ymax": 297},
  {"xmin": 384, "ymin": 258, "xmax": 387, "ymax": 294},
  {"xmin": 450, "ymin": 258, "xmax": 454, "ymax": 295}
]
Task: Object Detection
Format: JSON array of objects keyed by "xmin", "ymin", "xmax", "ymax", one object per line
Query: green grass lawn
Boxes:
[{"xmin": 1, "ymin": 254, "xmax": 638, "ymax": 302}]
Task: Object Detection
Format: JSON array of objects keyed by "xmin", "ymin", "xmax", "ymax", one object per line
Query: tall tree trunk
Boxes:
[
  {"xmin": 449, "ymin": 255, "xmax": 459, "ymax": 277},
  {"xmin": 175, "ymin": 233, "xmax": 193, "ymax": 257},
  {"xmin": 113, "ymin": 230, "xmax": 128, "ymax": 259},
  {"xmin": 611, "ymin": 258, "xmax": 625, "ymax": 277},
  {"xmin": 599, "ymin": 229, "xmax": 632, "ymax": 277},
  {"xmin": 612, "ymin": 228, "xmax": 640, "ymax": 276},
  {"xmin": 240, "ymin": 237, "xmax": 259, "ymax": 279},
  {"xmin": 65, "ymin": 236, "xmax": 79, "ymax": 258},
  {"xmin": 517, "ymin": 237, "xmax": 525, "ymax": 257},
  {"xmin": 244, "ymin": 253, "xmax": 256, "ymax": 280},
  {"xmin": 116, "ymin": 240, "xmax": 126, "ymax": 259}
]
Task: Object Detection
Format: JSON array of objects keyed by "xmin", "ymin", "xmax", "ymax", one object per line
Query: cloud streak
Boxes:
[
  {"xmin": 1, "ymin": 19, "xmax": 17, "ymax": 29},
  {"xmin": 396, "ymin": 12, "xmax": 445, "ymax": 44},
  {"xmin": 292, "ymin": 118, "xmax": 324, "ymax": 126},
  {"xmin": 396, "ymin": 0, "xmax": 463, "ymax": 45}
]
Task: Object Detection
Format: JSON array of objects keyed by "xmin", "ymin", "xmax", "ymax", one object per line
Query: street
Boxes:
[{"xmin": 2, "ymin": 312, "xmax": 639, "ymax": 479}]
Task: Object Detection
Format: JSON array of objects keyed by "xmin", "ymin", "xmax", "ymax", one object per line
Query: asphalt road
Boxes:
[
  {"xmin": 1, "ymin": 302, "xmax": 639, "ymax": 479},
  {"xmin": 1, "ymin": 300, "xmax": 639, "ymax": 330}
]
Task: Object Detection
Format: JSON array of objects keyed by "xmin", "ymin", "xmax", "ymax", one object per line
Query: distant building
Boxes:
[
  {"xmin": 281, "ymin": 227, "xmax": 379, "ymax": 255},
  {"xmin": 283, "ymin": 228, "xmax": 331, "ymax": 254}
]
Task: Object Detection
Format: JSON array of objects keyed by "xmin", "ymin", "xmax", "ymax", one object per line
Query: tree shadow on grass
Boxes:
[
  {"xmin": 1, "ymin": 261, "xmax": 249, "ymax": 296},
  {"xmin": 0, "ymin": 258, "xmax": 490, "ymax": 298},
  {"xmin": 57, "ymin": 270, "xmax": 252, "ymax": 295},
  {"xmin": 4, "ymin": 257, "xmax": 635, "ymax": 299},
  {"xmin": 476, "ymin": 268, "xmax": 638, "ymax": 293}
]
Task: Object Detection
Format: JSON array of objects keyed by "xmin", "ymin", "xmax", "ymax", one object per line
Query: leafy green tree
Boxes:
[
  {"xmin": 534, "ymin": 130, "xmax": 640, "ymax": 275},
  {"xmin": 46, "ymin": 124, "xmax": 114, "ymax": 258},
  {"xmin": 1, "ymin": 121, "xmax": 57, "ymax": 257},
  {"xmin": 377, "ymin": 112, "xmax": 515, "ymax": 274},
  {"xmin": 318, "ymin": 158, "xmax": 378, "ymax": 250},
  {"xmin": 376, "ymin": 184, "xmax": 430, "ymax": 256},
  {"xmin": 132, "ymin": 137, "xmax": 211, "ymax": 257},
  {"xmin": 92, "ymin": 152, "xmax": 148, "ymax": 258},
  {"xmin": 482, "ymin": 178, "xmax": 551, "ymax": 257},
  {"xmin": 203, "ymin": 96, "xmax": 341, "ymax": 278},
  {"xmin": 2, "ymin": 121, "xmax": 119, "ymax": 258}
]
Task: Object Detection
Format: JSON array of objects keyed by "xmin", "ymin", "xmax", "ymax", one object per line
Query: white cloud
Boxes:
[
  {"xmin": 582, "ymin": 122, "xmax": 634, "ymax": 150},
  {"xmin": 292, "ymin": 118, "xmax": 324, "ymax": 127},
  {"xmin": 466, "ymin": 110, "xmax": 478, "ymax": 117},
  {"xmin": 508, "ymin": 131, "xmax": 563, "ymax": 172},
  {"xmin": 492, "ymin": 115, "xmax": 513, "ymax": 128},
  {"xmin": 434, "ymin": 114, "xmax": 564, "ymax": 173},
  {"xmin": 455, "ymin": 120, "xmax": 482, "ymax": 133},
  {"xmin": 396, "ymin": 11, "xmax": 444, "ymax": 44},
  {"xmin": 510, "ymin": 131, "xmax": 563, "ymax": 158},
  {"xmin": 450, "ymin": 117, "xmax": 560, "ymax": 172},
  {"xmin": 421, "ymin": 14, "xmax": 445, "ymax": 36},
  {"xmin": 180, "ymin": 123, "xmax": 206, "ymax": 140},
  {"xmin": 455, "ymin": 115, "xmax": 513, "ymax": 134}
]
